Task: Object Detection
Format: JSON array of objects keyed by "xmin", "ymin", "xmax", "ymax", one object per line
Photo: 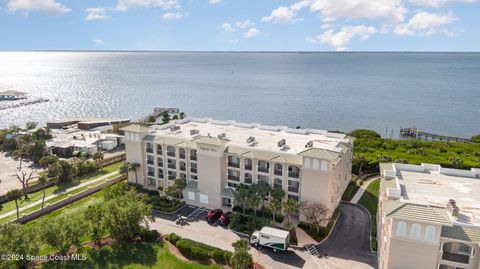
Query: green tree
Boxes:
[
  {"xmin": 120, "ymin": 161, "xmax": 130, "ymax": 175},
  {"xmin": 471, "ymin": 134, "xmax": 480, "ymax": 143},
  {"xmin": 173, "ymin": 178, "xmax": 186, "ymax": 199},
  {"xmin": 23, "ymin": 140, "xmax": 47, "ymax": 163},
  {"xmin": 56, "ymin": 160, "xmax": 78, "ymax": 184},
  {"xmin": 271, "ymin": 186, "xmax": 285, "ymax": 201},
  {"xmin": 161, "ymin": 111, "xmax": 170, "ymax": 123},
  {"xmin": 32, "ymin": 128, "xmax": 52, "ymax": 140},
  {"xmin": 38, "ymin": 176, "xmax": 48, "ymax": 216},
  {"xmin": 93, "ymin": 151, "xmax": 105, "ymax": 170},
  {"xmin": 255, "ymin": 181, "xmax": 271, "ymax": 210},
  {"xmin": 15, "ymin": 169, "xmax": 36, "ymax": 200},
  {"xmin": 348, "ymin": 129, "xmax": 381, "ymax": 139},
  {"xmin": 102, "ymin": 190, "xmax": 153, "ymax": 242},
  {"xmin": 7, "ymin": 189, "xmax": 22, "ymax": 221},
  {"xmin": 129, "ymin": 162, "xmax": 141, "ymax": 185},
  {"xmin": 39, "ymin": 215, "xmax": 87, "ymax": 255},
  {"xmin": 104, "ymin": 182, "xmax": 130, "ymax": 200},
  {"xmin": 39, "ymin": 154, "xmax": 59, "ymax": 168},
  {"xmin": 148, "ymin": 115, "xmax": 156, "ymax": 122},
  {"xmin": 268, "ymin": 198, "xmax": 282, "ymax": 222},
  {"xmin": 0, "ymin": 223, "xmax": 39, "ymax": 269},
  {"xmin": 283, "ymin": 199, "xmax": 299, "ymax": 227},
  {"xmin": 25, "ymin": 121, "xmax": 38, "ymax": 130},
  {"xmin": 234, "ymin": 184, "xmax": 250, "ymax": 214},
  {"xmin": 84, "ymin": 204, "xmax": 107, "ymax": 248},
  {"xmin": 300, "ymin": 201, "xmax": 329, "ymax": 233},
  {"xmin": 231, "ymin": 239, "xmax": 253, "ymax": 269},
  {"xmin": 48, "ymin": 161, "xmax": 62, "ymax": 179},
  {"xmin": 247, "ymin": 193, "xmax": 261, "ymax": 216},
  {"xmin": 449, "ymin": 156, "xmax": 464, "ymax": 168},
  {"xmin": 179, "ymin": 112, "xmax": 186, "ymax": 119},
  {"xmin": 172, "ymin": 114, "xmax": 179, "ymax": 120},
  {"xmin": 164, "ymin": 185, "xmax": 178, "ymax": 205}
]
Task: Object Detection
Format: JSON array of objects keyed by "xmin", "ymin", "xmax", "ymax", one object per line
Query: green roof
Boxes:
[
  {"xmin": 441, "ymin": 225, "xmax": 480, "ymax": 243},
  {"xmin": 386, "ymin": 203, "xmax": 452, "ymax": 225}
]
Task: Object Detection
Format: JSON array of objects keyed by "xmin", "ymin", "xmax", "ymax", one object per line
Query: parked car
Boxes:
[
  {"xmin": 206, "ymin": 209, "xmax": 223, "ymax": 223},
  {"xmin": 218, "ymin": 212, "xmax": 232, "ymax": 226}
]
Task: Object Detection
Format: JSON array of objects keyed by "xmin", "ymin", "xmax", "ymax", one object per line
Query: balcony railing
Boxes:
[
  {"xmin": 228, "ymin": 162, "xmax": 240, "ymax": 168},
  {"xmin": 157, "ymin": 150, "xmax": 162, "ymax": 155},
  {"xmin": 168, "ymin": 175, "xmax": 175, "ymax": 180},
  {"xmin": 158, "ymin": 174, "xmax": 164, "ymax": 179},
  {"xmin": 167, "ymin": 151, "xmax": 175, "ymax": 157},
  {"xmin": 244, "ymin": 165, "xmax": 252, "ymax": 171},
  {"xmin": 147, "ymin": 160, "xmax": 154, "ymax": 165},
  {"xmin": 157, "ymin": 162, "xmax": 163, "ymax": 167},
  {"xmin": 442, "ymin": 252, "xmax": 470, "ymax": 264},
  {"xmin": 258, "ymin": 167, "xmax": 269, "ymax": 173},
  {"xmin": 288, "ymin": 172, "xmax": 300, "ymax": 178},
  {"xmin": 168, "ymin": 164, "xmax": 176, "ymax": 169},
  {"xmin": 288, "ymin": 186, "xmax": 299, "ymax": 193},
  {"xmin": 180, "ymin": 166, "xmax": 186, "ymax": 172},
  {"xmin": 146, "ymin": 148, "xmax": 154, "ymax": 153},
  {"xmin": 179, "ymin": 154, "xmax": 186, "ymax": 159},
  {"xmin": 274, "ymin": 169, "xmax": 282, "ymax": 176},
  {"xmin": 228, "ymin": 175, "xmax": 240, "ymax": 181},
  {"xmin": 191, "ymin": 168, "xmax": 197, "ymax": 174},
  {"xmin": 148, "ymin": 172, "xmax": 155, "ymax": 177},
  {"xmin": 190, "ymin": 155, "xmax": 197, "ymax": 161}
]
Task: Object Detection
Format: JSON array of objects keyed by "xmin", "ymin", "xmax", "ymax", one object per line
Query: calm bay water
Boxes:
[{"xmin": 0, "ymin": 51, "xmax": 479, "ymax": 138}]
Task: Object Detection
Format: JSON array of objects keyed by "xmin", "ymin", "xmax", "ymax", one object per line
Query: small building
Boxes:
[{"xmin": 0, "ymin": 90, "xmax": 26, "ymax": 101}]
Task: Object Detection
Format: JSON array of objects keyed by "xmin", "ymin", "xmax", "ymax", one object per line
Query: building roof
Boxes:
[
  {"xmin": 260, "ymin": 227, "xmax": 290, "ymax": 238},
  {"xmin": 120, "ymin": 124, "xmax": 151, "ymax": 133},
  {"xmin": 386, "ymin": 203, "xmax": 452, "ymax": 225},
  {"xmin": 297, "ymin": 148, "xmax": 341, "ymax": 162},
  {"xmin": 441, "ymin": 225, "xmax": 480, "ymax": 243},
  {"xmin": 193, "ymin": 136, "xmax": 230, "ymax": 146},
  {"xmin": 270, "ymin": 154, "xmax": 303, "ymax": 165},
  {"xmin": 241, "ymin": 150, "xmax": 280, "ymax": 161},
  {"xmin": 221, "ymin": 187, "xmax": 236, "ymax": 199},
  {"xmin": 0, "ymin": 90, "xmax": 25, "ymax": 96}
]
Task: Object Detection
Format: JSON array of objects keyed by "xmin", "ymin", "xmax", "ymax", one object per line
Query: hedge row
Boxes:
[{"xmin": 167, "ymin": 233, "xmax": 232, "ymax": 264}]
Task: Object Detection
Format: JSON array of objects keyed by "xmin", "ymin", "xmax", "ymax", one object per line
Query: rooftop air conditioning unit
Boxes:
[
  {"xmin": 305, "ymin": 141, "xmax": 313, "ymax": 148},
  {"xmin": 170, "ymin": 126, "xmax": 181, "ymax": 132},
  {"xmin": 218, "ymin": 133, "xmax": 226, "ymax": 139},
  {"xmin": 190, "ymin": 129, "xmax": 199, "ymax": 136},
  {"xmin": 278, "ymin": 139, "xmax": 286, "ymax": 148},
  {"xmin": 246, "ymin": 136, "xmax": 255, "ymax": 143}
]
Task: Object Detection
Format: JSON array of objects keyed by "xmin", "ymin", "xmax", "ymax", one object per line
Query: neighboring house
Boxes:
[
  {"xmin": 121, "ymin": 117, "xmax": 353, "ymax": 220},
  {"xmin": 378, "ymin": 163, "xmax": 480, "ymax": 269}
]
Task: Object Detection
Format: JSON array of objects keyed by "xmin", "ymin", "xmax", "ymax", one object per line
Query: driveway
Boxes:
[
  {"xmin": 0, "ymin": 153, "xmax": 41, "ymax": 196},
  {"xmin": 314, "ymin": 202, "xmax": 377, "ymax": 268}
]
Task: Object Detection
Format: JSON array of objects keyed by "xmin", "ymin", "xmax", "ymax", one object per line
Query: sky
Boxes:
[{"xmin": 0, "ymin": 0, "xmax": 479, "ymax": 51}]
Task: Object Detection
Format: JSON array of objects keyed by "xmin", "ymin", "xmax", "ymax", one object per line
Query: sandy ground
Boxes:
[{"xmin": 0, "ymin": 153, "xmax": 41, "ymax": 196}]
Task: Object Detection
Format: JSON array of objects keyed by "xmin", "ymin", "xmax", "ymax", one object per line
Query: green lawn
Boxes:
[
  {"xmin": 358, "ymin": 179, "xmax": 380, "ymax": 251},
  {"xmin": 40, "ymin": 242, "xmax": 220, "ymax": 269},
  {"xmin": 342, "ymin": 180, "xmax": 359, "ymax": 201},
  {"xmin": 0, "ymin": 162, "xmax": 121, "ymax": 216}
]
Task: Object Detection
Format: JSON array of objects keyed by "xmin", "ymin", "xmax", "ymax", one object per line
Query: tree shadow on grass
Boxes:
[{"xmin": 41, "ymin": 242, "xmax": 158, "ymax": 269}]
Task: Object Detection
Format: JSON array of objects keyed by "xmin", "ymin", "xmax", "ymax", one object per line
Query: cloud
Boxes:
[
  {"xmin": 85, "ymin": 7, "xmax": 109, "ymax": 21},
  {"xmin": 93, "ymin": 39, "xmax": 105, "ymax": 47},
  {"xmin": 306, "ymin": 25, "xmax": 376, "ymax": 51},
  {"xmin": 263, "ymin": 0, "xmax": 406, "ymax": 24},
  {"xmin": 394, "ymin": 12, "xmax": 458, "ymax": 35},
  {"xmin": 161, "ymin": 12, "xmax": 183, "ymax": 19},
  {"xmin": 7, "ymin": 0, "xmax": 71, "ymax": 14},
  {"xmin": 409, "ymin": 0, "xmax": 477, "ymax": 7},
  {"xmin": 262, "ymin": 6, "xmax": 299, "ymax": 23},
  {"xmin": 208, "ymin": 0, "xmax": 222, "ymax": 3},
  {"xmin": 219, "ymin": 23, "xmax": 235, "ymax": 32},
  {"xmin": 243, "ymin": 27, "xmax": 260, "ymax": 38},
  {"xmin": 115, "ymin": 0, "xmax": 180, "ymax": 11},
  {"xmin": 236, "ymin": 20, "xmax": 253, "ymax": 29},
  {"xmin": 321, "ymin": 23, "xmax": 335, "ymax": 29}
]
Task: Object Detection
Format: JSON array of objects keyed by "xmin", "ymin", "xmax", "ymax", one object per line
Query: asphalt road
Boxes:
[{"xmin": 315, "ymin": 202, "xmax": 378, "ymax": 267}]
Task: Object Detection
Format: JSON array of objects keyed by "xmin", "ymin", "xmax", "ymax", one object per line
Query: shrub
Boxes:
[
  {"xmin": 141, "ymin": 229, "xmax": 160, "ymax": 242},
  {"xmin": 212, "ymin": 249, "xmax": 231, "ymax": 263},
  {"xmin": 348, "ymin": 129, "xmax": 381, "ymax": 139},
  {"xmin": 175, "ymin": 238, "xmax": 232, "ymax": 262},
  {"xmin": 167, "ymin": 233, "xmax": 181, "ymax": 244},
  {"xmin": 176, "ymin": 240, "xmax": 192, "ymax": 257}
]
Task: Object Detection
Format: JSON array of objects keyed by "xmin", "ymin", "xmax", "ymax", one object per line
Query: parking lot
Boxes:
[{"xmin": 150, "ymin": 204, "xmax": 377, "ymax": 269}]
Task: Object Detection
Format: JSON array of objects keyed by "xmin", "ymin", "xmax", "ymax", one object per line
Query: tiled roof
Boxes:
[
  {"xmin": 270, "ymin": 155, "xmax": 303, "ymax": 165},
  {"xmin": 386, "ymin": 203, "xmax": 452, "ymax": 225},
  {"xmin": 298, "ymin": 148, "xmax": 340, "ymax": 162},
  {"xmin": 241, "ymin": 150, "xmax": 279, "ymax": 161},
  {"xmin": 441, "ymin": 225, "xmax": 480, "ymax": 243}
]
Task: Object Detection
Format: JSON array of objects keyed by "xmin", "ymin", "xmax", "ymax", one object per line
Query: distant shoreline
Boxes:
[{"xmin": 0, "ymin": 50, "xmax": 479, "ymax": 54}]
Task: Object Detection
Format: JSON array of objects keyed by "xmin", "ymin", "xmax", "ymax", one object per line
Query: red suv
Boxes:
[{"xmin": 206, "ymin": 209, "xmax": 223, "ymax": 223}]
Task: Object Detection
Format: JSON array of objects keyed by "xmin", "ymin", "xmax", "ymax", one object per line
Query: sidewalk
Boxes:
[
  {"xmin": 351, "ymin": 176, "xmax": 378, "ymax": 204},
  {"xmin": 0, "ymin": 170, "xmax": 119, "ymax": 220}
]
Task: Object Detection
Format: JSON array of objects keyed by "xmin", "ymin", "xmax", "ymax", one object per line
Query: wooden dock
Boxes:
[
  {"xmin": 400, "ymin": 127, "xmax": 471, "ymax": 143},
  {"xmin": 135, "ymin": 107, "xmax": 179, "ymax": 123}
]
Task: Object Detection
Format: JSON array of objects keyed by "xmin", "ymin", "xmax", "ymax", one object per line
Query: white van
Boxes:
[{"xmin": 250, "ymin": 227, "xmax": 290, "ymax": 251}]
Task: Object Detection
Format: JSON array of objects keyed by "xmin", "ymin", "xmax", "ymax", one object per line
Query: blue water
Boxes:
[{"xmin": 0, "ymin": 51, "xmax": 479, "ymax": 138}]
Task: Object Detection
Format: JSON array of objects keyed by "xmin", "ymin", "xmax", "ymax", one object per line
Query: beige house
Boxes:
[
  {"xmin": 378, "ymin": 163, "xmax": 480, "ymax": 269},
  {"xmin": 121, "ymin": 118, "xmax": 353, "ymax": 219}
]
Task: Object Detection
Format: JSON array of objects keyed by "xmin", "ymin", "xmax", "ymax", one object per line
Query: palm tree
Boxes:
[
  {"xmin": 283, "ymin": 198, "xmax": 299, "ymax": 227},
  {"xmin": 234, "ymin": 184, "xmax": 249, "ymax": 214},
  {"xmin": 247, "ymin": 194, "xmax": 261, "ymax": 216},
  {"xmin": 255, "ymin": 181, "xmax": 271, "ymax": 211},
  {"xmin": 129, "ymin": 162, "xmax": 141, "ymax": 185},
  {"xmin": 38, "ymin": 176, "xmax": 47, "ymax": 216},
  {"xmin": 93, "ymin": 151, "xmax": 105, "ymax": 170},
  {"xmin": 7, "ymin": 189, "xmax": 22, "ymax": 221},
  {"xmin": 268, "ymin": 198, "xmax": 281, "ymax": 222},
  {"xmin": 119, "ymin": 161, "xmax": 130, "ymax": 175},
  {"xmin": 232, "ymin": 239, "xmax": 250, "ymax": 251}
]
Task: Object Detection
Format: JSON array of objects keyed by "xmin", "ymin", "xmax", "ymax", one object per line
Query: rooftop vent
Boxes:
[
  {"xmin": 218, "ymin": 133, "xmax": 226, "ymax": 139},
  {"xmin": 246, "ymin": 136, "xmax": 255, "ymax": 143},
  {"xmin": 170, "ymin": 126, "xmax": 180, "ymax": 132},
  {"xmin": 190, "ymin": 129, "xmax": 199, "ymax": 136},
  {"xmin": 305, "ymin": 141, "xmax": 313, "ymax": 148},
  {"xmin": 277, "ymin": 139, "xmax": 286, "ymax": 148}
]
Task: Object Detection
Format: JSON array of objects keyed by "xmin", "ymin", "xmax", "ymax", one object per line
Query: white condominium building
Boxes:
[
  {"xmin": 121, "ymin": 118, "xmax": 353, "ymax": 219},
  {"xmin": 378, "ymin": 163, "xmax": 480, "ymax": 269}
]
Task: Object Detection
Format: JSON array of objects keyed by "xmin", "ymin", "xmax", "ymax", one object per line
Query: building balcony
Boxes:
[
  {"xmin": 228, "ymin": 162, "xmax": 240, "ymax": 168},
  {"xmin": 442, "ymin": 252, "xmax": 470, "ymax": 264},
  {"xmin": 168, "ymin": 175, "xmax": 175, "ymax": 180},
  {"xmin": 288, "ymin": 186, "xmax": 299, "ymax": 193},
  {"xmin": 274, "ymin": 170, "xmax": 282, "ymax": 176},
  {"xmin": 167, "ymin": 152, "xmax": 175, "ymax": 157},
  {"xmin": 288, "ymin": 172, "xmax": 300, "ymax": 178},
  {"xmin": 190, "ymin": 156, "xmax": 197, "ymax": 161},
  {"xmin": 157, "ymin": 150, "xmax": 162, "ymax": 155},
  {"xmin": 191, "ymin": 168, "xmax": 197, "ymax": 174},
  {"xmin": 179, "ymin": 154, "xmax": 186, "ymax": 159},
  {"xmin": 147, "ymin": 172, "xmax": 155, "ymax": 177},
  {"xmin": 146, "ymin": 148, "xmax": 154, "ymax": 153},
  {"xmin": 180, "ymin": 166, "xmax": 186, "ymax": 172},
  {"xmin": 147, "ymin": 160, "xmax": 154, "ymax": 165},
  {"xmin": 157, "ymin": 162, "xmax": 163, "ymax": 167},
  {"xmin": 244, "ymin": 165, "xmax": 252, "ymax": 171},
  {"xmin": 168, "ymin": 164, "xmax": 176, "ymax": 169},
  {"xmin": 158, "ymin": 174, "xmax": 164, "ymax": 179},
  {"xmin": 258, "ymin": 167, "xmax": 269, "ymax": 173}
]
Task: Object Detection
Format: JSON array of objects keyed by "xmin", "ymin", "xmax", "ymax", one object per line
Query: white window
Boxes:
[
  {"xmin": 424, "ymin": 225, "xmax": 436, "ymax": 242},
  {"xmin": 396, "ymin": 221, "xmax": 406, "ymax": 237},
  {"xmin": 304, "ymin": 158, "xmax": 311, "ymax": 169},
  {"xmin": 320, "ymin": 160, "xmax": 328, "ymax": 171},
  {"xmin": 188, "ymin": 191, "xmax": 195, "ymax": 201},
  {"xmin": 200, "ymin": 194, "xmax": 209, "ymax": 204},
  {"xmin": 410, "ymin": 223, "xmax": 421, "ymax": 240},
  {"xmin": 313, "ymin": 159, "xmax": 320, "ymax": 170}
]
